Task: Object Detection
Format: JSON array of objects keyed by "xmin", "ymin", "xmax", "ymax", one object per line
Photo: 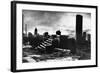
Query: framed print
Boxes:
[{"xmin": 11, "ymin": 1, "xmax": 98, "ymax": 72}]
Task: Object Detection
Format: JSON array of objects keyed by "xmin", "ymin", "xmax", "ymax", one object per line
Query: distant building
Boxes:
[
  {"xmin": 87, "ymin": 34, "xmax": 91, "ymax": 42},
  {"xmin": 24, "ymin": 24, "xmax": 28, "ymax": 37},
  {"xmin": 34, "ymin": 28, "xmax": 39, "ymax": 37},
  {"xmin": 43, "ymin": 32, "xmax": 50, "ymax": 40},
  {"xmin": 34, "ymin": 28, "xmax": 38, "ymax": 35},
  {"xmin": 82, "ymin": 32, "xmax": 87, "ymax": 41},
  {"xmin": 82, "ymin": 32, "xmax": 91, "ymax": 42}
]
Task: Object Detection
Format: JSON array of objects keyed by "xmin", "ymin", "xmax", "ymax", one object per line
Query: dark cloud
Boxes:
[
  {"xmin": 23, "ymin": 10, "xmax": 64, "ymax": 30},
  {"xmin": 23, "ymin": 10, "xmax": 91, "ymax": 35}
]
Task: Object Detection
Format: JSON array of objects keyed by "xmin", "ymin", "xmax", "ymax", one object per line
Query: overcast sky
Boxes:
[{"xmin": 23, "ymin": 10, "xmax": 91, "ymax": 35}]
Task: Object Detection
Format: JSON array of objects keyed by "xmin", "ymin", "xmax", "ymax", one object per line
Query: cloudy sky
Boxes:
[{"xmin": 22, "ymin": 10, "xmax": 91, "ymax": 35}]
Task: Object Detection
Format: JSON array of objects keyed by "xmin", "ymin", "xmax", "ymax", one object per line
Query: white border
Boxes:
[{"xmin": 16, "ymin": 3, "xmax": 96, "ymax": 70}]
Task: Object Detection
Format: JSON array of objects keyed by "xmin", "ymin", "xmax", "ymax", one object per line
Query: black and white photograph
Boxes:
[
  {"xmin": 22, "ymin": 10, "xmax": 91, "ymax": 63},
  {"xmin": 11, "ymin": 1, "xmax": 97, "ymax": 72}
]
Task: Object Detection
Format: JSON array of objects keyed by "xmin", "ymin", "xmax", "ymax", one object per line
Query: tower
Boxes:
[
  {"xmin": 34, "ymin": 28, "xmax": 38, "ymax": 35},
  {"xmin": 76, "ymin": 15, "xmax": 83, "ymax": 42},
  {"xmin": 25, "ymin": 24, "xmax": 27, "ymax": 36}
]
